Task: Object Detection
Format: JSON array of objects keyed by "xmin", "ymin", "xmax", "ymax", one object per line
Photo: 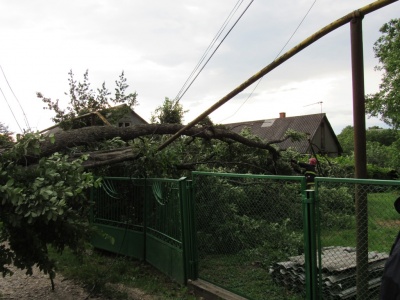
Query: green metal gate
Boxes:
[{"xmin": 90, "ymin": 177, "xmax": 197, "ymax": 284}]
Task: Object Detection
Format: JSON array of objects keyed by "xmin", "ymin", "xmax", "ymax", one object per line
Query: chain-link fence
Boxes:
[
  {"xmin": 193, "ymin": 172, "xmax": 400, "ymax": 300},
  {"xmin": 315, "ymin": 178, "xmax": 400, "ymax": 300},
  {"xmin": 192, "ymin": 172, "xmax": 307, "ymax": 300}
]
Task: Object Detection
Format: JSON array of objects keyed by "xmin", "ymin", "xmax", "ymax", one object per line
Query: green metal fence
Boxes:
[
  {"xmin": 315, "ymin": 177, "xmax": 400, "ymax": 300},
  {"xmin": 90, "ymin": 176, "xmax": 197, "ymax": 284},
  {"xmin": 192, "ymin": 171, "xmax": 307, "ymax": 300},
  {"xmin": 90, "ymin": 174, "xmax": 400, "ymax": 299},
  {"xmin": 192, "ymin": 172, "xmax": 400, "ymax": 300}
]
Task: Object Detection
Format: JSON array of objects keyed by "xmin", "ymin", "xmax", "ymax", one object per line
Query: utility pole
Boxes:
[{"xmin": 350, "ymin": 12, "xmax": 368, "ymax": 300}]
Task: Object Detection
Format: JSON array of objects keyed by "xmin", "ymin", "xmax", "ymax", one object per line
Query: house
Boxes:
[
  {"xmin": 224, "ymin": 112, "xmax": 342, "ymax": 156},
  {"xmin": 109, "ymin": 104, "xmax": 148, "ymax": 127},
  {"xmin": 42, "ymin": 104, "xmax": 148, "ymax": 133}
]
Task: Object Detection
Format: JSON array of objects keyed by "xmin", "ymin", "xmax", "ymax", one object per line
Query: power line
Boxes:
[
  {"xmin": 174, "ymin": 0, "xmax": 254, "ymax": 103},
  {"xmin": 0, "ymin": 65, "xmax": 31, "ymax": 130},
  {"xmin": 174, "ymin": 0, "xmax": 245, "ymax": 102},
  {"xmin": 220, "ymin": 0, "xmax": 317, "ymax": 123},
  {"xmin": 0, "ymin": 86, "xmax": 23, "ymax": 133}
]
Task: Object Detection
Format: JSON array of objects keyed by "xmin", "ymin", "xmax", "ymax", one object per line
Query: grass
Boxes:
[
  {"xmin": 48, "ymin": 245, "xmax": 198, "ymax": 299},
  {"xmin": 50, "ymin": 244, "xmax": 304, "ymax": 300},
  {"xmin": 320, "ymin": 191, "xmax": 400, "ymax": 253},
  {"xmin": 198, "ymin": 253, "xmax": 304, "ymax": 300},
  {"xmin": 195, "ymin": 191, "xmax": 400, "ymax": 299}
]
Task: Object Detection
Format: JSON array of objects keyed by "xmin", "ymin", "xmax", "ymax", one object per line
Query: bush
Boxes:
[
  {"xmin": 195, "ymin": 176, "xmax": 303, "ymax": 256},
  {"xmin": 318, "ymin": 186, "xmax": 355, "ymax": 229}
]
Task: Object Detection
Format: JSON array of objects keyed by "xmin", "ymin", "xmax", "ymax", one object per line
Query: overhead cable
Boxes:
[
  {"xmin": 0, "ymin": 86, "xmax": 23, "ymax": 133},
  {"xmin": 174, "ymin": 0, "xmax": 254, "ymax": 103},
  {"xmin": 174, "ymin": 0, "xmax": 246, "ymax": 102},
  {"xmin": 0, "ymin": 65, "xmax": 31, "ymax": 130},
  {"xmin": 220, "ymin": 0, "xmax": 317, "ymax": 122}
]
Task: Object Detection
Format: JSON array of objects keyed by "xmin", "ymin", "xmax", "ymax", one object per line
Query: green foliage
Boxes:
[
  {"xmin": 195, "ymin": 176, "xmax": 303, "ymax": 260},
  {"xmin": 321, "ymin": 155, "xmax": 355, "ymax": 178},
  {"xmin": 318, "ymin": 186, "xmax": 355, "ymax": 229},
  {"xmin": 38, "ymin": 70, "xmax": 138, "ymax": 129},
  {"xmin": 366, "ymin": 18, "xmax": 400, "ymax": 128},
  {"xmin": 0, "ymin": 122, "xmax": 14, "ymax": 147},
  {"xmin": 0, "ymin": 132, "xmax": 100, "ymax": 279},
  {"xmin": 284, "ymin": 129, "xmax": 307, "ymax": 142},
  {"xmin": 151, "ymin": 97, "xmax": 187, "ymax": 124},
  {"xmin": 324, "ymin": 155, "xmax": 397, "ymax": 180},
  {"xmin": 336, "ymin": 126, "xmax": 400, "ymax": 174},
  {"xmin": 367, "ymin": 127, "xmax": 399, "ymax": 146},
  {"xmin": 337, "ymin": 125, "xmax": 355, "ymax": 155}
]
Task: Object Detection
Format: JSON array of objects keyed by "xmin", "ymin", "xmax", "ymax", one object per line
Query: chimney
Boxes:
[{"xmin": 279, "ymin": 112, "xmax": 286, "ymax": 118}]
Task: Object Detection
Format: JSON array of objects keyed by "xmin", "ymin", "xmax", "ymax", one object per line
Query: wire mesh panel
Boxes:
[
  {"xmin": 315, "ymin": 178, "xmax": 400, "ymax": 300},
  {"xmin": 144, "ymin": 178, "xmax": 188, "ymax": 284},
  {"xmin": 192, "ymin": 171, "xmax": 306, "ymax": 300},
  {"xmin": 92, "ymin": 177, "xmax": 144, "ymax": 229},
  {"xmin": 91, "ymin": 177, "xmax": 145, "ymax": 258},
  {"xmin": 145, "ymin": 179, "xmax": 183, "ymax": 248},
  {"xmin": 91, "ymin": 177, "xmax": 193, "ymax": 284}
]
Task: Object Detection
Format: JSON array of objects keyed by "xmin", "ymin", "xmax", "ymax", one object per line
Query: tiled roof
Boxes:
[{"xmin": 224, "ymin": 113, "xmax": 327, "ymax": 153}]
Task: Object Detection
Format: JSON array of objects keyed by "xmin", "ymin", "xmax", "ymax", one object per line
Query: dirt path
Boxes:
[
  {"xmin": 0, "ymin": 264, "xmax": 109, "ymax": 300},
  {"xmin": 0, "ymin": 264, "xmax": 154, "ymax": 300}
]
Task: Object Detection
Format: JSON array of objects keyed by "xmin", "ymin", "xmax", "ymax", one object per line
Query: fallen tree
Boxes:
[{"xmin": 34, "ymin": 124, "xmax": 298, "ymax": 169}]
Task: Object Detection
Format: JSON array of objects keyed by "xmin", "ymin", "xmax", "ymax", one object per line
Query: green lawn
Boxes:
[
  {"xmin": 199, "ymin": 253, "xmax": 303, "ymax": 300},
  {"xmin": 320, "ymin": 191, "xmax": 400, "ymax": 252}
]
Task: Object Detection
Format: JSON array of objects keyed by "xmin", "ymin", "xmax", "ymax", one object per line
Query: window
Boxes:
[{"xmin": 118, "ymin": 122, "xmax": 131, "ymax": 128}]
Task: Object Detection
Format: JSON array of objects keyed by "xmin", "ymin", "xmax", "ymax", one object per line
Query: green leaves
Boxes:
[
  {"xmin": 0, "ymin": 132, "xmax": 100, "ymax": 279},
  {"xmin": 366, "ymin": 18, "xmax": 400, "ymax": 129}
]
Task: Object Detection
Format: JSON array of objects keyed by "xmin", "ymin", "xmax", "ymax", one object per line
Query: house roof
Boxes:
[
  {"xmin": 224, "ymin": 113, "xmax": 341, "ymax": 153},
  {"xmin": 108, "ymin": 104, "xmax": 148, "ymax": 124},
  {"xmin": 40, "ymin": 104, "xmax": 147, "ymax": 133}
]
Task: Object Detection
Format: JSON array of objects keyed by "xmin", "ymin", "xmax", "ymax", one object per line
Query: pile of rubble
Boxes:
[{"xmin": 269, "ymin": 246, "xmax": 388, "ymax": 299}]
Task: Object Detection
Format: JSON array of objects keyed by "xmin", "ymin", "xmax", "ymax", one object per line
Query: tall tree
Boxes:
[{"xmin": 366, "ymin": 19, "xmax": 400, "ymax": 128}]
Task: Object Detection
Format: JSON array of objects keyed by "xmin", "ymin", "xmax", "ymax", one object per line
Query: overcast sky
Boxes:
[{"xmin": 0, "ymin": 0, "xmax": 399, "ymax": 135}]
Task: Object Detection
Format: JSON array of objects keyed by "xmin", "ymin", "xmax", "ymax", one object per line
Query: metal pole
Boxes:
[
  {"xmin": 350, "ymin": 13, "xmax": 369, "ymax": 299},
  {"xmin": 303, "ymin": 190, "xmax": 318, "ymax": 299}
]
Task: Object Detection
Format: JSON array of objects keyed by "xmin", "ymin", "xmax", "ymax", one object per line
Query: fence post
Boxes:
[
  {"xmin": 303, "ymin": 189, "xmax": 318, "ymax": 300},
  {"xmin": 179, "ymin": 178, "xmax": 198, "ymax": 282}
]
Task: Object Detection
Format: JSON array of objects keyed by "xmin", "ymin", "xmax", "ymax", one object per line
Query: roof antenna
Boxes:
[{"xmin": 304, "ymin": 101, "xmax": 323, "ymax": 113}]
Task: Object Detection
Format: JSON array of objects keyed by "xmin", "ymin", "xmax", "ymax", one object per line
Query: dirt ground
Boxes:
[{"xmin": 0, "ymin": 264, "xmax": 155, "ymax": 300}]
